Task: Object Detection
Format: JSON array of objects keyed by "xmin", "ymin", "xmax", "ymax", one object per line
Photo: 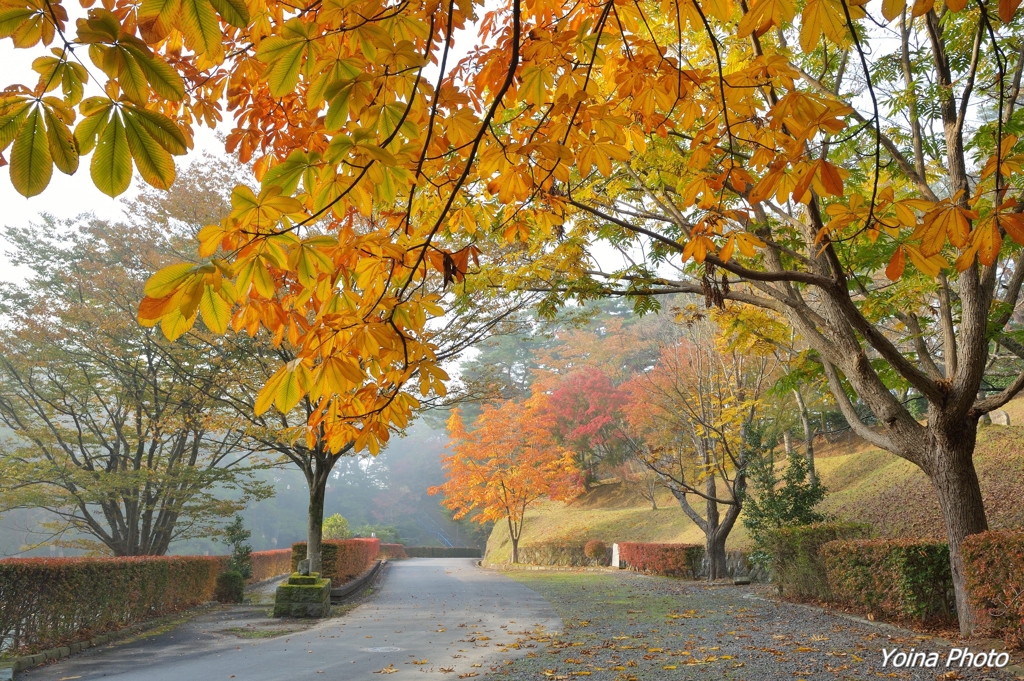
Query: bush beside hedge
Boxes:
[
  {"xmin": 403, "ymin": 547, "xmax": 482, "ymax": 558},
  {"xmin": 0, "ymin": 556, "xmax": 220, "ymax": 656},
  {"xmin": 291, "ymin": 538, "xmax": 380, "ymax": 585},
  {"xmin": 962, "ymin": 530, "xmax": 1024, "ymax": 647},
  {"xmin": 214, "ymin": 572, "xmax": 246, "ymax": 603},
  {"xmin": 765, "ymin": 522, "xmax": 871, "ymax": 600},
  {"xmin": 617, "ymin": 542, "xmax": 704, "ymax": 578},
  {"xmin": 379, "ymin": 544, "xmax": 408, "ymax": 559},
  {"xmin": 822, "ymin": 539, "xmax": 954, "ymax": 622}
]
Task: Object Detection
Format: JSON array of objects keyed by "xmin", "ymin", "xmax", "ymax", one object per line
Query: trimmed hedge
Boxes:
[
  {"xmin": 765, "ymin": 522, "xmax": 871, "ymax": 600},
  {"xmin": 822, "ymin": 539, "xmax": 954, "ymax": 622},
  {"xmin": 404, "ymin": 547, "xmax": 482, "ymax": 558},
  {"xmin": 291, "ymin": 538, "xmax": 380, "ymax": 585},
  {"xmin": 380, "ymin": 543, "xmax": 408, "ymax": 559},
  {"xmin": 618, "ymin": 542, "xmax": 704, "ymax": 578},
  {"xmin": 249, "ymin": 549, "xmax": 292, "ymax": 583},
  {"xmin": 0, "ymin": 555, "xmax": 220, "ymax": 656},
  {"xmin": 518, "ymin": 541, "xmax": 592, "ymax": 567},
  {"xmin": 962, "ymin": 530, "xmax": 1024, "ymax": 647}
]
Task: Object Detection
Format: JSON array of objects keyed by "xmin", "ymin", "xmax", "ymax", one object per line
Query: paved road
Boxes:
[{"xmin": 19, "ymin": 558, "xmax": 561, "ymax": 681}]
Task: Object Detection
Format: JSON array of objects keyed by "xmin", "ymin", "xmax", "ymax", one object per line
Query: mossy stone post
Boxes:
[{"xmin": 273, "ymin": 572, "xmax": 331, "ymax": 617}]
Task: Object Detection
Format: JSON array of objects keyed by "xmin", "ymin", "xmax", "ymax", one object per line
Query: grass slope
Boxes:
[{"xmin": 485, "ymin": 401, "xmax": 1024, "ymax": 562}]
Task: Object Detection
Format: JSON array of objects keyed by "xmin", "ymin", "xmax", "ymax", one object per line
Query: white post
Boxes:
[{"xmin": 612, "ymin": 543, "xmax": 620, "ymax": 569}]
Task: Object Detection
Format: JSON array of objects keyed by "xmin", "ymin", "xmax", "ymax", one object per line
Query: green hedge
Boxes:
[
  {"xmin": 517, "ymin": 541, "xmax": 592, "ymax": 566},
  {"xmin": 618, "ymin": 543, "xmax": 704, "ymax": 578},
  {"xmin": 404, "ymin": 547, "xmax": 482, "ymax": 558},
  {"xmin": 822, "ymin": 539, "xmax": 954, "ymax": 622},
  {"xmin": 0, "ymin": 556, "xmax": 220, "ymax": 656},
  {"xmin": 962, "ymin": 530, "xmax": 1024, "ymax": 647},
  {"xmin": 291, "ymin": 538, "xmax": 380, "ymax": 585},
  {"xmin": 765, "ymin": 522, "xmax": 871, "ymax": 600}
]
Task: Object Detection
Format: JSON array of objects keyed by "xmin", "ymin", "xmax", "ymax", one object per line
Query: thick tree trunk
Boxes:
[
  {"xmin": 307, "ymin": 472, "xmax": 327, "ymax": 575},
  {"xmin": 706, "ymin": 530, "xmax": 729, "ymax": 580},
  {"xmin": 511, "ymin": 537, "xmax": 519, "ymax": 564},
  {"xmin": 923, "ymin": 417, "xmax": 988, "ymax": 635}
]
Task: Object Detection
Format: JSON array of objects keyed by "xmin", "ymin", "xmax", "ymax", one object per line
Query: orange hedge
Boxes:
[
  {"xmin": 617, "ymin": 543, "xmax": 703, "ymax": 578},
  {"xmin": 962, "ymin": 530, "xmax": 1024, "ymax": 647},
  {"xmin": 291, "ymin": 538, "xmax": 380, "ymax": 585},
  {"xmin": 0, "ymin": 556, "xmax": 220, "ymax": 656},
  {"xmin": 249, "ymin": 549, "xmax": 292, "ymax": 583},
  {"xmin": 380, "ymin": 544, "xmax": 407, "ymax": 559},
  {"xmin": 821, "ymin": 539, "xmax": 954, "ymax": 623}
]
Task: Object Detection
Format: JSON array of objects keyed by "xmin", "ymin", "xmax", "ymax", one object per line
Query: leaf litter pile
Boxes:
[{"xmin": 489, "ymin": 572, "xmax": 1016, "ymax": 680}]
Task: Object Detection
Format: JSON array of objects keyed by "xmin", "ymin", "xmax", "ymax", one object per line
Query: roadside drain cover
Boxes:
[{"xmin": 366, "ymin": 646, "xmax": 402, "ymax": 652}]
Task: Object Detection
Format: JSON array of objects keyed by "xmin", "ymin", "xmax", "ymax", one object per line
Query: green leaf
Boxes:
[
  {"xmin": 324, "ymin": 81, "xmax": 352, "ymax": 132},
  {"xmin": 91, "ymin": 111, "xmax": 132, "ymax": 197},
  {"xmin": 262, "ymin": 149, "xmax": 310, "ymax": 194},
  {"xmin": 257, "ymin": 36, "xmax": 305, "ymax": 97},
  {"xmin": 123, "ymin": 109, "xmax": 175, "ymax": 189},
  {"xmin": 117, "ymin": 47, "xmax": 150, "ymax": 105},
  {"xmin": 123, "ymin": 44, "xmax": 185, "ymax": 101},
  {"xmin": 179, "ymin": 0, "xmax": 222, "ymax": 60},
  {"xmin": 74, "ymin": 107, "xmax": 111, "ymax": 155},
  {"xmin": 125, "ymin": 106, "xmax": 189, "ymax": 154},
  {"xmin": 199, "ymin": 284, "xmax": 231, "ymax": 333},
  {"xmin": 10, "ymin": 107, "xmax": 53, "ymax": 197},
  {"xmin": 0, "ymin": 101, "xmax": 31, "ymax": 151},
  {"xmin": 208, "ymin": 0, "xmax": 249, "ymax": 28},
  {"xmin": 275, "ymin": 364, "xmax": 307, "ymax": 413},
  {"xmin": 0, "ymin": 9, "xmax": 35, "ymax": 39},
  {"xmin": 44, "ymin": 106, "xmax": 79, "ymax": 175},
  {"xmin": 145, "ymin": 262, "xmax": 196, "ymax": 297}
]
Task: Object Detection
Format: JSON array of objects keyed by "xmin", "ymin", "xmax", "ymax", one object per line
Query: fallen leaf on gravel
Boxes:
[
  {"xmin": 439, "ymin": 667, "xmax": 455, "ymax": 673},
  {"xmin": 458, "ymin": 674, "xmax": 479, "ymax": 679},
  {"xmin": 663, "ymin": 665, "xmax": 677, "ymax": 670},
  {"xmin": 412, "ymin": 659, "xmax": 428, "ymax": 665},
  {"xmin": 373, "ymin": 664, "xmax": 398, "ymax": 674}
]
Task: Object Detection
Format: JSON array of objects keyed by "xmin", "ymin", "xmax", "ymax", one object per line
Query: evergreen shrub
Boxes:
[
  {"xmin": 961, "ymin": 530, "xmax": 1024, "ymax": 647},
  {"xmin": 617, "ymin": 542, "xmax": 704, "ymax": 578}
]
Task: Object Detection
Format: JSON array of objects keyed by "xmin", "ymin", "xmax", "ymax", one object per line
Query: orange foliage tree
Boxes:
[
  {"xmin": 622, "ymin": 316, "xmax": 775, "ymax": 580},
  {"xmin": 429, "ymin": 393, "xmax": 581, "ymax": 563}
]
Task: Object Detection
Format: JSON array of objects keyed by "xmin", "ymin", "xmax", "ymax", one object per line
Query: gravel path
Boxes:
[{"xmin": 493, "ymin": 570, "xmax": 1020, "ymax": 681}]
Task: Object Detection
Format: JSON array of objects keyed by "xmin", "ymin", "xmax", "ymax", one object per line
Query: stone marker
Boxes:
[
  {"xmin": 297, "ymin": 558, "xmax": 311, "ymax": 576},
  {"xmin": 611, "ymin": 543, "xmax": 621, "ymax": 569},
  {"xmin": 274, "ymin": 572, "xmax": 331, "ymax": 617},
  {"xmin": 991, "ymin": 409, "xmax": 1011, "ymax": 426}
]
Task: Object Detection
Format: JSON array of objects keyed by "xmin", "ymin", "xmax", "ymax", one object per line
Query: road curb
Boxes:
[
  {"xmin": 330, "ymin": 559, "xmax": 385, "ymax": 602},
  {"xmin": 0, "ymin": 602, "xmax": 222, "ymax": 677}
]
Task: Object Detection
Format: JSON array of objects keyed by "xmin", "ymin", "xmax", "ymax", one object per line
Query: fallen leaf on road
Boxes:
[
  {"xmin": 458, "ymin": 674, "xmax": 479, "ymax": 679},
  {"xmin": 412, "ymin": 659, "xmax": 428, "ymax": 664},
  {"xmin": 373, "ymin": 664, "xmax": 398, "ymax": 674}
]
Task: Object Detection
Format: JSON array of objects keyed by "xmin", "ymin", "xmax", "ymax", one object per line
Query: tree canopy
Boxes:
[{"xmin": 6, "ymin": 0, "xmax": 1024, "ymax": 632}]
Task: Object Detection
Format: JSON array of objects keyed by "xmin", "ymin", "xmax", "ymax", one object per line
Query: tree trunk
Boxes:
[
  {"xmin": 924, "ymin": 416, "xmax": 988, "ymax": 635},
  {"xmin": 793, "ymin": 389, "xmax": 816, "ymax": 488},
  {"xmin": 511, "ymin": 536, "xmax": 519, "ymax": 564},
  {"xmin": 307, "ymin": 471, "xmax": 327, "ymax": 575},
  {"xmin": 706, "ymin": 530, "xmax": 729, "ymax": 580}
]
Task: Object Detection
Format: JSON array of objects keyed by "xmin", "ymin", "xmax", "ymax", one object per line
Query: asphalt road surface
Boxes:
[{"xmin": 19, "ymin": 558, "xmax": 561, "ymax": 681}]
